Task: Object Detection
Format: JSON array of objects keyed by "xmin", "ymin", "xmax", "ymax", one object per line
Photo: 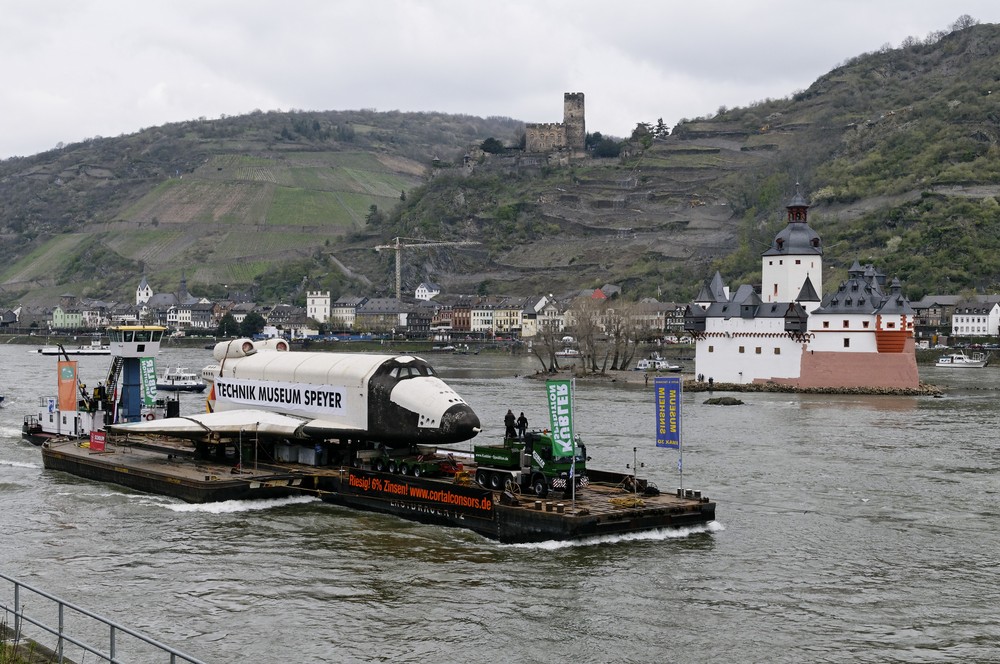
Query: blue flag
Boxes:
[{"xmin": 654, "ymin": 375, "xmax": 681, "ymax": 449}]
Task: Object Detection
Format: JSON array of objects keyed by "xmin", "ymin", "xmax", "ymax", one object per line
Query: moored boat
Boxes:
[
  {"xmin": 935, "ymin": 351, "xmax": 989, "ymax": 368},
  {"xmin": 635, "ymin": 358, "xmax": 681, "ymax": 372},
  {"xmin": 36, "ymin": 337, "xmax": 110, "ymax": 355}
]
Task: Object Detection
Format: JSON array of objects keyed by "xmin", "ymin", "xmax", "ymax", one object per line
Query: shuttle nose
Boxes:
[{"xmin": 441, "ymin": 403, "xmax": 481, "ymax": 443}]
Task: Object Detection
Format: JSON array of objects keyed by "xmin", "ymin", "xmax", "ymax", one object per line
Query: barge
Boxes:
[
  {"xmin": 40, "ymin": 434, "xmax": 715, "ymax": 543},
  {"xmin": 28, "ymin": 329, "xmax": 716, "ymax": 543}
]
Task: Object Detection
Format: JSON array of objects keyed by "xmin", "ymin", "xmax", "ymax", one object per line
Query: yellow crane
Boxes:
[{"xmin": 374, "ymin": 236, "xmax": 480, "ymax": 300}]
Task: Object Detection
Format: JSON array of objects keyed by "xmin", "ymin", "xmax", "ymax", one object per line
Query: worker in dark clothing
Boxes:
[
  {"xmin": 504, "ymin": 409, "xmax": 517, "ymax": 440},
  {"xmin": 516, "ymin": 412, "xmax": 528, "ymax": 440}
]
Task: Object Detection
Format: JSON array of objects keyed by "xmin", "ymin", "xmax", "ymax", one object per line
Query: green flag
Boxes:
[
  {"xmin": 545, "ymin": 379, "xmax": 574, "ymax": 457},
  {"xmin": 140, "ymin": 356, "xmax": 158, "ymax": 407}
]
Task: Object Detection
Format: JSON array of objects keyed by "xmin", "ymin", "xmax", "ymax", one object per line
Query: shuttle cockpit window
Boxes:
[{"xmin": 388, "ymin": 364, "xmax": 436, "ymax": 379}]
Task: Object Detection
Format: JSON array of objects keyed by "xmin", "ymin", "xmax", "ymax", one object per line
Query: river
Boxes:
[{"xmin": 1, "ymin": 343, "xmax": 999, "ymax": 663}]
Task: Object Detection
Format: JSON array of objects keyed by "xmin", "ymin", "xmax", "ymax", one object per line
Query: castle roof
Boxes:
[
  {"xmin": 796, "ymin": 275, "xmax": 821, "ymax": 302},
  {"xmin": 762, "ymin": 218, "xmax": 822, "ymax": 257},
  {"xmin": 812, "ymin": 263, "xmax": 912, "ymax": 316}
]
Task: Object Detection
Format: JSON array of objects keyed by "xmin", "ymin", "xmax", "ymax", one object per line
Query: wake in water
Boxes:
[
  {"xmin": 0, "ymin": 458, "xmax": 41, "ymax": 469},
  {"xmin": 163, "ymin": 494, "xmax": 320, "ymax": 514},
  {"xmin": 506, "ymin": 520, "xmax": 725, "ymax": 550}
]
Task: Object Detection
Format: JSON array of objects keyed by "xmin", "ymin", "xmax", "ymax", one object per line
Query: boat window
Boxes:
[{"xmin": 135, "ymin": 331, "xmax": 151, "ymax": 342}]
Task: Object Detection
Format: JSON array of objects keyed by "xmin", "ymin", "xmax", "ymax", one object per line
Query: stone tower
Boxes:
[{"xmin": 563, "ymin": 92, "xmax": 585, "ymax": 151}]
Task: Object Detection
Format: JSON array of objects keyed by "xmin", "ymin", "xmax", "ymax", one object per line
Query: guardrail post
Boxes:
[
  {"xmin": 14, "ymin": 583, "xmax": 21, "ymax": 637},
  {"xmin": 58, "ymin": 602, "xmax": 65, "ymax": 662},
  {"xmin": 111, "ymin": 624, "xmax": 117, "ymax": 661}
]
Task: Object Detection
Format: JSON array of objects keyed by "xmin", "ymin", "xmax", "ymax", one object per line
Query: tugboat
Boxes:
[{"xmin": 22, "ymin": 325, "xmax": 173, "ymax": 445}]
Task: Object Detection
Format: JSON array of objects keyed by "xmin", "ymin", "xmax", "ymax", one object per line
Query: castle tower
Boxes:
[
  {"xmin": 563, "ymin": 92, "xmax": 586, "ymax": 151},
  {"xmin": 761, "ymin": 185, "xmax": 823, "ymax": 304}
]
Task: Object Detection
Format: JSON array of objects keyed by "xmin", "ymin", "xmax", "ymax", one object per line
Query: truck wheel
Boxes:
[
  {"xmin": 489, "ymin": 472, "xmax": 505, "ymax": 490},
  {"xmin": 475, "ymin": 469, "xmax": 488, "ymax": 486},
  {"xmin": 398, "ymin": 463, "xmax": 409, "ymax": 476},
  {"xmin": 388, "ymin": 460, "xmax": 398, "ymax": 474},
  {"xmin": 413, "ymin": 466, "xmax": 422, "ymax": 477},
  {"xmin": 532, "ymin": 475, "xmax": 549, "ymax": 498},
  {"xmin": 374, "ymin": 458, "xmax": 386, "ymax": 472}
]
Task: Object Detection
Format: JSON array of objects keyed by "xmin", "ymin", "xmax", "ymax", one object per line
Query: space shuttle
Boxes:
[{"xmin": 109, "ymin": 338, "xmax": 481, "ymax": 445}]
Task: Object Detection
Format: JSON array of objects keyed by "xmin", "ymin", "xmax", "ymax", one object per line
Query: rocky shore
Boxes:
[{"xmin": 527, "ymin": 369, "xmax": 944, "ymax": 396}]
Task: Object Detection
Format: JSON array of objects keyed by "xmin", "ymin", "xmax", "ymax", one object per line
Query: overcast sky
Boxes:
[{"xmin": 2, "ymin": 1, "xmax": 998, "ymax": 160}]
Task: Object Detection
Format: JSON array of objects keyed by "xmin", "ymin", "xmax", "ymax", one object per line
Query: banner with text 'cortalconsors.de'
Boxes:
[
  {"xmin": 545, "ymin": 379, "xmax": 574, "ymax": 457},
  {"xmin": 655, "ymin": 375, "xmax": 681, "ymax": 449}
]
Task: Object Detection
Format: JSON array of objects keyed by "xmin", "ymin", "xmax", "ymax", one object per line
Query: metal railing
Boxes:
[{"xmin": 0, "ymin": 572, "xmax": 206, "ymax": 663}]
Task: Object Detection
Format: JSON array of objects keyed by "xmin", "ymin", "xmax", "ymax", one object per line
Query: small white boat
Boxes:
[
  {"xmin": 635, "ymin": 358, "xmax": 681, "ymax": 372},
  {"xmin": 37, "ymin": 337, "xmax": 110, "ymax": 355},
  {"xmin": 935, "ymin": 351, "xmax": 989, "ymax": 368},
  {"xmin": 555, "ymin": 347, "xmax": 581, "ymax": 357},
  {"xmin": 156, "ymin": 367, "xmax": 207, "ymax": 392}
]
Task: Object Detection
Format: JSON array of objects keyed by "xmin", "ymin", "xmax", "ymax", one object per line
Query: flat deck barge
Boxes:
[{"xmin": 41, "ymin": 436, "xmax": 716, "ymax": 544}]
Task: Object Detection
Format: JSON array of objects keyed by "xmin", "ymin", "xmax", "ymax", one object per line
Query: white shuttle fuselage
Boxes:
[{"xmin": 199, "ymin": 339, "xmax": 481, "ymax": 444}]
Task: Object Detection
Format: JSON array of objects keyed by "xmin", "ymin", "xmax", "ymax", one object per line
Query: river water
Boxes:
[{"xmin": 1, "ymin": 343, "xmax": 999, "ymax": 663}]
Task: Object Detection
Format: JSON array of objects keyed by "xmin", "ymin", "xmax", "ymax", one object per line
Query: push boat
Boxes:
[
  {"xmin": 934, "ymin": 351, "xmax": 989, "ymax": 368},
  {"xmin": 22, "ymin": 326, "xmax": 175, "ymax": 445},
  {"xmin": 155, "ymin": 367, "xmax": 207, "ymax": 392},
  {"xmin": 25, "ymin": 334, "xmax": 716, "ymax": 543}
]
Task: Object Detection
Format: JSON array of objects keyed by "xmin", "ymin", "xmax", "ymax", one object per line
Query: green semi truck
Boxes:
[{"xmin": 473, "ymin": 430, "xmax": 587, "ymax": 498}]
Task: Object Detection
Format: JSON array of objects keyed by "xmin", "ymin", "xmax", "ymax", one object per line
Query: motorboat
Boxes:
[
  {"xmin": 935, "ymin": 351, "xmax": 989, "ymax": 368},
  {"xmin": 555, "ymin": 347, "xmax": 581, "ymax": 357},
  {"xmin": 156, "ymin": 367, "xmax": 207, "ymax": 392},
  {"xmin": 635, "ymin": 357, "xmax": 681, "ymax": 372},
  {"xmin": 36, "ymin": 337, "xmax": 110, "ymax": 355}
]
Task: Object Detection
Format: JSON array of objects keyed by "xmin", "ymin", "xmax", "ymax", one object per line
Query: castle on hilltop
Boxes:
[{"xmin": 524, "ymin": 92, "xmax": 585, "ymax": 154}]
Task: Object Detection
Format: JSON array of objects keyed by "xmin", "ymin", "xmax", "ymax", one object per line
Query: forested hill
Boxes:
[
  {"xmin": 380, "ymin": 19, "xmax": 1000, "ymax": 302},
  {"xmin": 2, "ymin": 18, "xmax": 1000, "ymax": 307}
]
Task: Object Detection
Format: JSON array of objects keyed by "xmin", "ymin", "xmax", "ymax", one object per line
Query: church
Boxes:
[{"xmin": 684, "ymin": 188, "xmax": 919, "ymax": 389}]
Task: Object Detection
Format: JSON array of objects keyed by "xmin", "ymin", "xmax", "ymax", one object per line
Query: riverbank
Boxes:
[{"xmin": 527, "ymin": 369, "xmax": 944, "ymax": 396}]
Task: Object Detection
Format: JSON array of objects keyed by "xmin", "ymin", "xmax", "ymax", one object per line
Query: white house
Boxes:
[
  {"xmin": 415, "ymin": 282, "xmax": 441, "ymax": 301},
  {"xmin": 949, "ymin": 297, "xmax": 1000, "ymax": 338}
]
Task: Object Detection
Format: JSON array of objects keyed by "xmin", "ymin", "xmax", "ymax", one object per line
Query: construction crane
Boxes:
[{"xmin": 374, "ymin": 236, "xmax": 480, "ymax": 300}]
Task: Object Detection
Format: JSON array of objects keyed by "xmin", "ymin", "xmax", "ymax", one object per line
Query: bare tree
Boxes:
[
  {"xmin": 569, "ymin": 296, "xmax": 604, "ymax": 373},
  {"xmin": 531, "ymin": 325, "xmax": 563, "ymax": 372}
]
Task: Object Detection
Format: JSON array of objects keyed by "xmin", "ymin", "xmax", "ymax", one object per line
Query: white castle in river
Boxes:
[{"xmin": 684, "ymin": 187, "xmax": 919, "ymax": 389}]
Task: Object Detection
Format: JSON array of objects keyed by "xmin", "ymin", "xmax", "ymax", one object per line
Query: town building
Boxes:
[
  {"xmin": 949, "ymin": 297, "xmax": 1000, "ymax": 338},
  {"xmin": 415, "ymin": 282, "xmax": 441, "ymax": 301},
  {"xmin": 306, "ymin": 291, "xmax": 331, "ymax": 323}
]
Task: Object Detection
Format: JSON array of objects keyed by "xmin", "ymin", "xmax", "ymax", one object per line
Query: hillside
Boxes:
[
  {"xmin": 0, "ymin": 110, "xmax": 522, "ymax": 305},
  {"xmin": 2, "ymin": 19, "xmax": 1000, "ymax": 307}
]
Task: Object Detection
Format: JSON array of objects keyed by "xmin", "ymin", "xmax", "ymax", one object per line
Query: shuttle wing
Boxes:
[{"xmin": 108, "ymin": 409, "xmax": 366, "ymax": 441}]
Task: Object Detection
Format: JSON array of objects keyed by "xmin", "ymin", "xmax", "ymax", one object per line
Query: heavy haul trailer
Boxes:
[{"xmin": 472, "ymin": 431, "xmax": 587, "ymax": 498}]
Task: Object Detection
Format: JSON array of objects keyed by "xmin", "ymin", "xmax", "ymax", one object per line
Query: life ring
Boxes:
[{"xmin": 145, "ymin": 414, "xmax": 155, "ymax": 421}]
